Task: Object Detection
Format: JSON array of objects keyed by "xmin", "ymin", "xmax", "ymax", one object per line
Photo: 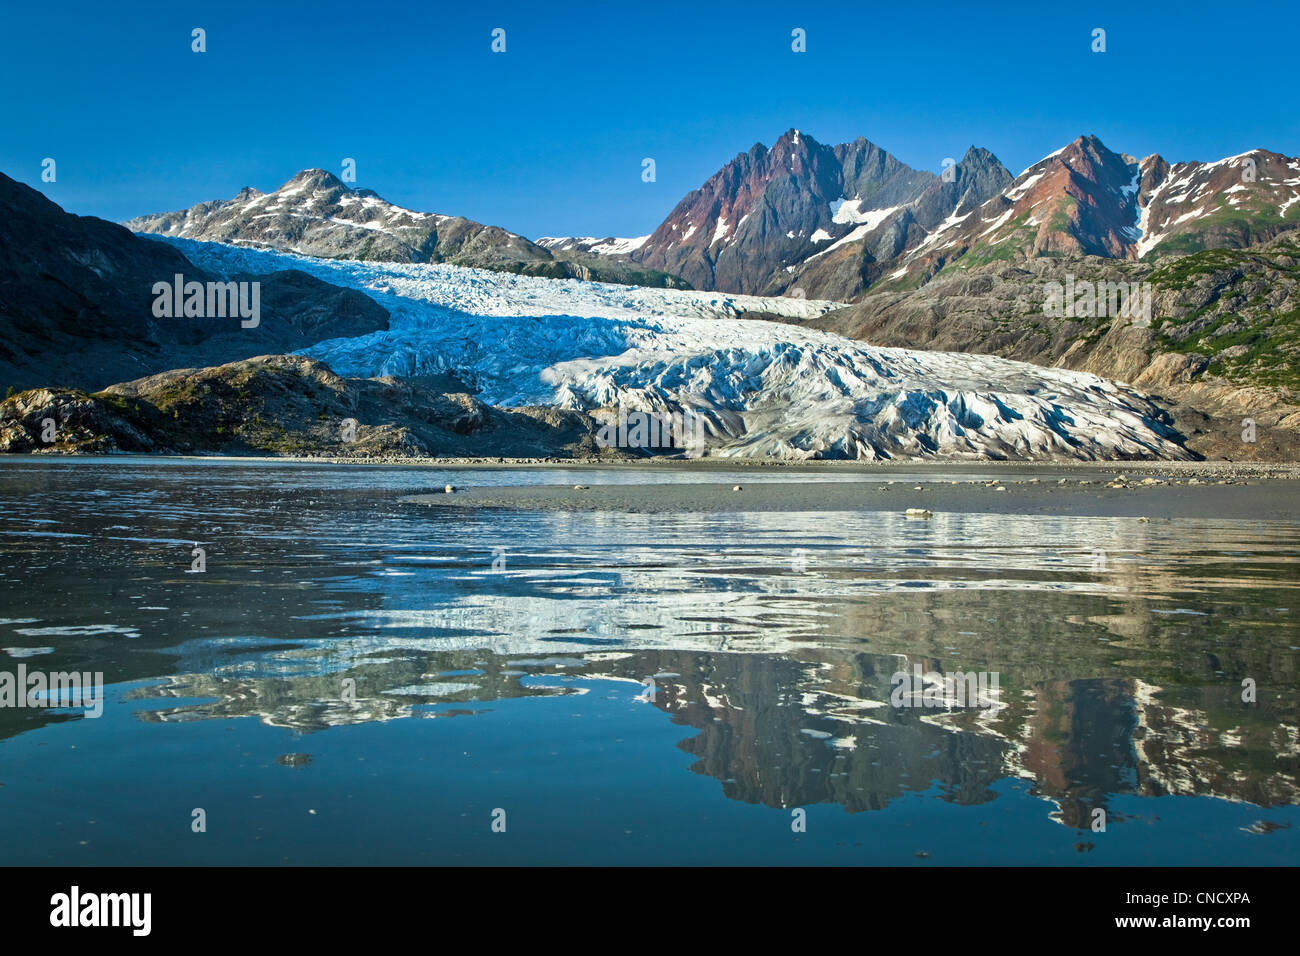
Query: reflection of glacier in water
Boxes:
[
  {"xmin": 0, "ymin": 460, "xmax": 1296, "ymax": 863},
  {"xmin": 164, "ymin": 237, "xmax": 1188, "ymax": 460}
]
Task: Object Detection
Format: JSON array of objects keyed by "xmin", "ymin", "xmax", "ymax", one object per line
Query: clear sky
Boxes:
[{"xmin": 2, "ymin": 0, "xmax": 1296, "ymax": 240}]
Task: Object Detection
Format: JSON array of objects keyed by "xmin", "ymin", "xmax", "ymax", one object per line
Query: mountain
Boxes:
[
  {"xmin": 121, "ymin": 137, "xmax": 1300, "ymax": 307},
  {"xmin": 536, "ymin": 235, "xmax": 650, "ymax": 256},
  {"xmin": 126, "ymin": 169, "xmax": 537, "ymax": 265},
  {"xmin": 911, "ymin": 136, "xmax": 1148, "ymax": 271},
  {"xmin": 879, "ymin": 137, "xmax": 1300, "ymax": 290},
  {"xmin": 628, "ymin": 129, "xmax": 956, "ymax": 295},
  {"xmin": 599, "ymin": 131, "xmax": 1300, "ymax": 303},
  {"xmin": 0, "ymin": 171, "xmax": 390, "ymax": 392},
  {"xmin": 8, "ymin": 143, "xmax": 1296, "ymax": 462},
  {"xmin": 1134, "ymin": 148, "xmax": 1300, "ymax": 258},
  {"xmin": 807, "ymin": 232, "xmax": 1300, "ymax": 460},
  {"xmin": 782, "ymin": 146, "xmax": 1014, "ymax": 300},
  {"xmin": 126, "ymin": 170, "xmax": 688, "ymax": 289}
]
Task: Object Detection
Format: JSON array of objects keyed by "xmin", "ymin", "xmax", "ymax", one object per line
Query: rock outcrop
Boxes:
[{"xmin": 1, "ymin": 354, "xmax": 623, "ymax": 458}]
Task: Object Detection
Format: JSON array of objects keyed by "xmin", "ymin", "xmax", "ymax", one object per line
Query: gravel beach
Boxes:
[{"xmin": 401, "ymin": 461, "xmax": 1300, "ymax": 521}]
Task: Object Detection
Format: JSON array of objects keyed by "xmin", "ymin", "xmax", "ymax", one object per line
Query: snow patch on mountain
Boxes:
[
  {"xmin": 829, "ymin": 199, "xmax": 901, "ymax": 228},
  {"xmin": 1004, "ymin": 172, "xmax": 1044, "ymax": 202},
  {"xmin": 1018, "ymin": 146, "xmax": 1066, "ymax": 177},
  {"xmin": 910, "ymin": 211, "xmax": 973, "ymax": 256},
  {"xmin": 161, "ymin": 237, "xmax": 1190, "ymax": 461},
  {"xmin": 536, "ymin": 235, "xmax": 650, "ymax": 256},
  {"xmin": 805, "ymin": 206, "xmax": 904, "ymax": 263}
]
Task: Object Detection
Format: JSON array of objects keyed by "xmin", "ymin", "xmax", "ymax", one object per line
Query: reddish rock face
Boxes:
[
  {"xmin": 1134, "ymin": 147, "xmax": 1299, "ymax": 258},
  {"xmin": 630, "ymin": 129, "xmax": 949, "ymax": 295},
  {"xmin": 890, "ymin": 136, "xmax": 1300, "ymax": 287},
  {"xmin": 633, "ymin": 130, "xmax": 1300, "ymax": 302}
]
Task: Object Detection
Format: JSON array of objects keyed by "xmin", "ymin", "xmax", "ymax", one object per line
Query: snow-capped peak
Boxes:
[{"xmin": 536, "ymin": 235, "xmax": 650, "ymax": 256}]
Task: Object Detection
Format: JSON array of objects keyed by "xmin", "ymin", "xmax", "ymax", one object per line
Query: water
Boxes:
[{"xmin": 0, "ymin": 458, "xmax": 1297, "ymax": 865}]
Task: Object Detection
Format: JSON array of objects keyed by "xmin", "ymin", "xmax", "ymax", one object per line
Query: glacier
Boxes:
[{"xmin": 155, "ymin": 236, "xmax": 1190, "ymax": 461}]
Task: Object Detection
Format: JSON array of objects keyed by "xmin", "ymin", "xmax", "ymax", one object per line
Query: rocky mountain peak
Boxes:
[
  {"xmin": 631, "ymin": 130, "xmax": 938, "ymax": 294},
  {"xmin": 959, "ymin": 146, "xmax": 1002, "ymax": 170},
  {"xmin": 122, "ymin": 170, "xmax": 687, "ymax": 288},
  {"xmin": 282, "ymin": 168, "xmax": 348, "ymax": 192}
]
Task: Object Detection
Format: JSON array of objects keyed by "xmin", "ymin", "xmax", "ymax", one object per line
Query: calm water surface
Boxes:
[{"xmin": 0, "ymin": 458, "xmax": 1297, "ymax": 864}]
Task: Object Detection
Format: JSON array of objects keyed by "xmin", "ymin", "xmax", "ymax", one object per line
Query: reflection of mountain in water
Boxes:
[
  {"xmin": 2, "ymin": 467, "xmax": 1296, "ymax": 831},
  {"xmin": 117, "ymin": 634, "xmax": 1299, "ymax": 828},
  {"xmin": 130, "ymin": 649, "xmax": 586, "ymax": 731},
  {"xmin": 649, "ymin": 650, "xmax": 1013, "ymax": 813}
]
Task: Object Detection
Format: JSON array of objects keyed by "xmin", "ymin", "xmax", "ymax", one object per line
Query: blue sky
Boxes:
[{"xmin": 3, "ymin": 0, "xmax": 1297, "ymax": 239}]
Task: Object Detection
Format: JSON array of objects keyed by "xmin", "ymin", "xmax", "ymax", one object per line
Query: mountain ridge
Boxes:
[
  {"xmin": 606, "ymin": 131, "xmax": 1300, "ymax": 302},
  {"xmin": 627, "ymin": 129, "xmax": 954, "ymax": 295},
  {"xmin": 0, "ymin": 171, "xmax": 391, "ymax": 392},
  {"xmin": 119, "ymin": 133, "xmax": 1300, "ymax": 306},
  {"xmin": 125, "ymin": 171, "xmax": 689, "ymax": 289}
]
